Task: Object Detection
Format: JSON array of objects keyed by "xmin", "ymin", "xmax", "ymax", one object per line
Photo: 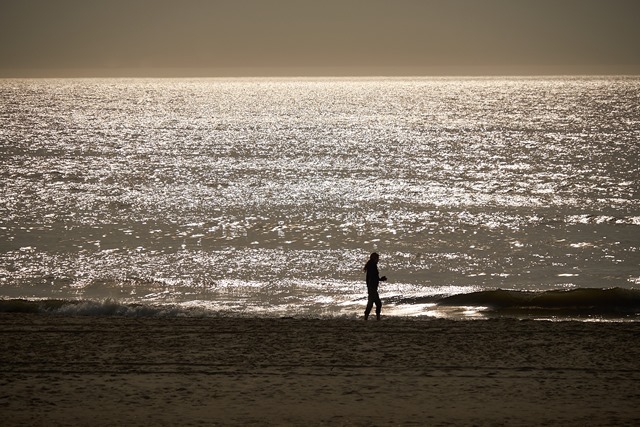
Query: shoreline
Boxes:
[
  {"xmin": 3, "ymin": 287, "xmax": 640, "ymax": 322},
  {"xmin": 1, "ymin": 314, "xmax": 639, "ymax": 426}
]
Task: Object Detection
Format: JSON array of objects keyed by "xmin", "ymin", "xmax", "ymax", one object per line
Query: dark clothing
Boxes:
[
  {"xmin": 365, "ymin": 261, "xmax": 381, "ymax": 293},
  {"xmin": 365, "ymin": 291, "xmax": 382, "ymax": 319},
  {"xmin": 364, "ymin": 261, "xmax": 382, "ymax": 319}
]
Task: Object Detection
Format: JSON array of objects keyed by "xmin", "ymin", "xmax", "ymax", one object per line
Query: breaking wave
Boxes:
[
  {"xmin": 3, "ymin": 287, "xmax": 640, "ymax": 320},
  {"xmin": 396, "ymin": 287, "xmax": 640, "ymax": 317},
  {"xmin": 0, "ymin": 299, "xmax": 215, "ymax": 318}
]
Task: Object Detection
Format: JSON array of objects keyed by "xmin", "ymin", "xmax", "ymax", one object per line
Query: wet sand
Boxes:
[{"xmin": 1, "ymin": 314, "xmax": 639, "ymax": 426}]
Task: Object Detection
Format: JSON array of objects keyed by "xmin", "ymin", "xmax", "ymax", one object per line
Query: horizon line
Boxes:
[{"xmin": 2, "ymin": 65, "xmax": 639, "ymax": 79}]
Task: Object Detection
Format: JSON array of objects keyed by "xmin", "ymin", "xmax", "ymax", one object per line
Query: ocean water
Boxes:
[{"xmin": 1, "ymin": 77, "xmax": 639, "ymax": 320}]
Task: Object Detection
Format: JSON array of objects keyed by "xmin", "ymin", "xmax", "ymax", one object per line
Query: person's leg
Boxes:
[
  {"xmin": 364, "ymin": 296, "xmax": 374, "ymax": 320},
  {"xmin": 374, "ymin": 293, "xmax": 382, "ymax": 320}
]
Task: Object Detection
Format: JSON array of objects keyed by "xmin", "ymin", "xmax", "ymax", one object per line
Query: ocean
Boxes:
[{"xmin": 1, "ymin": 77, "xmax": 639, "ymax": 320}]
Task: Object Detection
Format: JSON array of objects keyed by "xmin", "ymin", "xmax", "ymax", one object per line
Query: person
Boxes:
[{"xmin": 363, "ymin": 252, "xmax": 387, "ymax": 320}]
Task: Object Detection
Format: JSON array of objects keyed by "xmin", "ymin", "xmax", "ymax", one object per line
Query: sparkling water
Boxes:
[{"xmin": 1, "ymin": 77, "xmax": 639, "ymax": 317}]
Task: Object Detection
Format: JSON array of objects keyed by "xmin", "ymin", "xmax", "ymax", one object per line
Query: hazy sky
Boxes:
[{"xmin": 1, "ymin": 0, "xmax": 639, "ymax": 77}]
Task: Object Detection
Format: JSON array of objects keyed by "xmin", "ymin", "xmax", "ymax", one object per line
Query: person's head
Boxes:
[{"xmin": 364, "ymin": 252, "xmax": 379, "ymax": 271}]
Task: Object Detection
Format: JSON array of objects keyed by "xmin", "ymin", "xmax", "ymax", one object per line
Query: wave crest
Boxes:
[
  {"xmin": 436, "ymin": 287, "xmax": 640, "ymax": 315},
  {"xmin": 0, "ymin": 299, "xmax": 210, "ymax": 317}
]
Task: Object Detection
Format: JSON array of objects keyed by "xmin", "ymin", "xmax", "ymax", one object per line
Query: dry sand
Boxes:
[{"xmin": 1, "ymin": 313, "xmax": 639, "ymax": 426}]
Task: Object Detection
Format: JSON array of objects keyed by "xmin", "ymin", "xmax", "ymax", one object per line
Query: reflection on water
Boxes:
[{"xmin": 1, "ymin": 77, "xmax": 639, "ymax": 316}]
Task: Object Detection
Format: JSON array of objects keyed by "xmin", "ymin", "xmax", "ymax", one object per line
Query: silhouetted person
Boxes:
[{"xmin": 363, "ymin": 252, "xmax": 387, "ymax": 320}]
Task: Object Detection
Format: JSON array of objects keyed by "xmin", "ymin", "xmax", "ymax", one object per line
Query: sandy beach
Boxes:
[{"xmin": 1, "ymin": 314, "xmax": 639, "ymax": 426}]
